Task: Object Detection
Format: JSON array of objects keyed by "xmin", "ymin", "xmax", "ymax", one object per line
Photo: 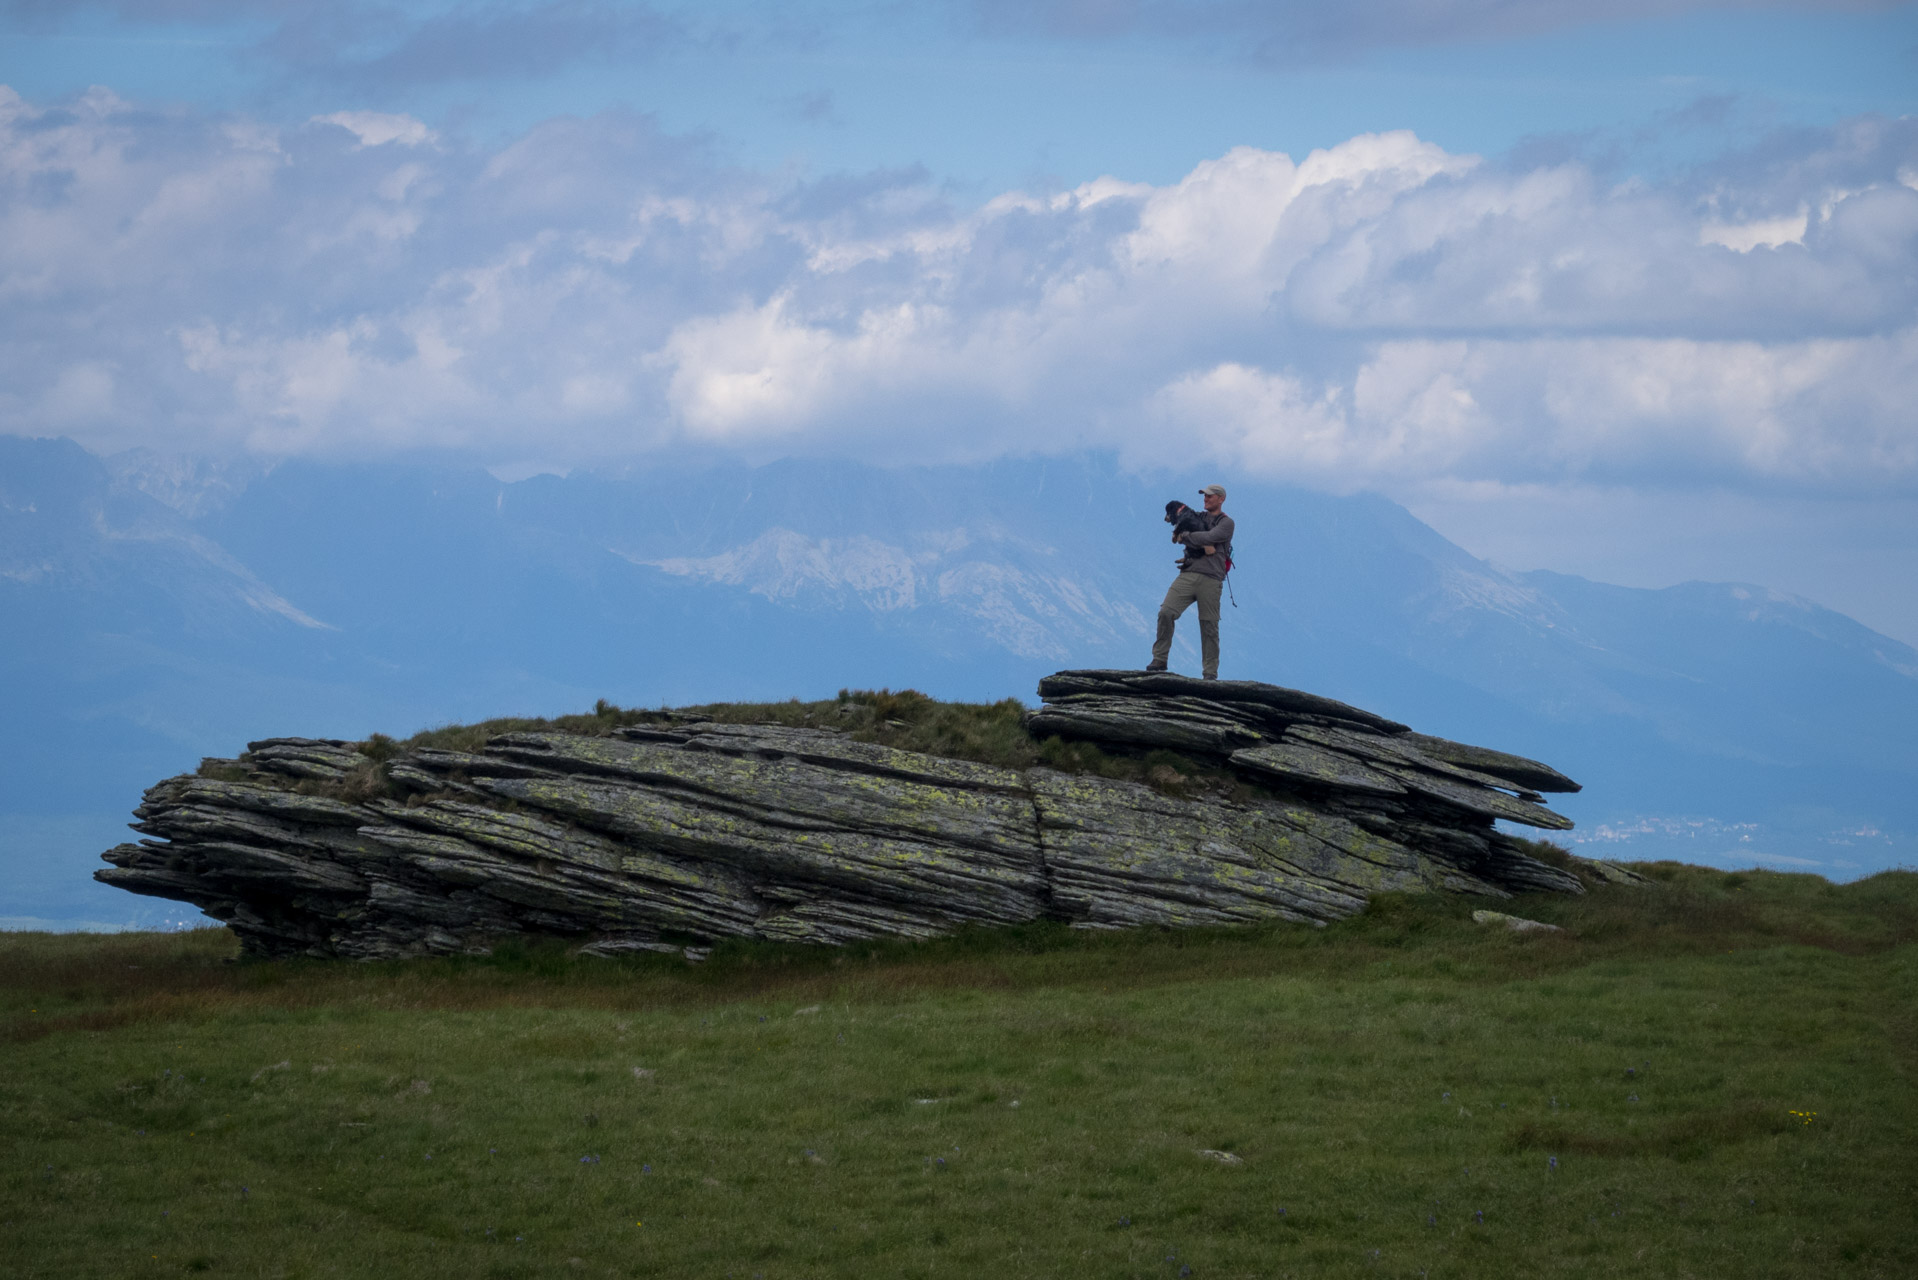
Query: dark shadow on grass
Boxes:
[{"xmin": 1507, "ymin": 1101, "xmax": 1796, "ymax": 1161}]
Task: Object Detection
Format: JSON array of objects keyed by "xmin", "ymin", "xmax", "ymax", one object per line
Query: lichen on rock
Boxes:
[{"xmin": 97, "ymin": 670, "xmax": 1632, "ymax": 958}]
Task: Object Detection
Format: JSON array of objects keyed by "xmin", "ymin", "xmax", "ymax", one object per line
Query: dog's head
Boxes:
[{"xmin": 1163, "ymin": 500, "xmax": 1192, "ymax": 524}]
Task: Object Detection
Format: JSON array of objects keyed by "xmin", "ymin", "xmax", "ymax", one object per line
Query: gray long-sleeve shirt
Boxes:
[{"xmin": 1179, "ymin": 512, "xmax": 1235, "ymax": 580}]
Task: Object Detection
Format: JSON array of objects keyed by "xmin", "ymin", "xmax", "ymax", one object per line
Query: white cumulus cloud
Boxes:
[
  {"xmin": 0, "ymin": 87, "xmax": 1914, "ymax": 500},
  {"xmin": 311, "ymin": 111, "xmax": 437, "ymax": 149}
]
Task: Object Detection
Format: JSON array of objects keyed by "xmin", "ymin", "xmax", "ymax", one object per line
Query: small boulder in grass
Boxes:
[
  {"xmin": 1198, "ymin": 1149, "xmax": 1244, "ymax": 1165},
  {"xmin": 1472, "ymin": 909, "xmax": 1563, "ymax": 934}
]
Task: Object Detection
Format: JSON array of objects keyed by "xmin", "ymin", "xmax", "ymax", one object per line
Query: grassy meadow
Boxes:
[{"xmin": 3, "ymin": 865, "xmax": 1914, "ymax": 1278}]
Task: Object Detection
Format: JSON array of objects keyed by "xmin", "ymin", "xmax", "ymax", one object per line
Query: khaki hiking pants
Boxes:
[{"xmin": 1151, "ymin": 571, "xmax": 1223, "ymax": 679}]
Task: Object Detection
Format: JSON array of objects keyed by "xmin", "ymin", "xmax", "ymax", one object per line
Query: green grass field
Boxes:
[{"xmin": 4, "ymin": 865, "xmax": 1914, "ymax": 1278}]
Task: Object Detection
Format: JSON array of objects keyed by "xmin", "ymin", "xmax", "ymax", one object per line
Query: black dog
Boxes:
[{"xmin": 1163, "ymin": 500, "xmax": 1211, "ymax": 569}]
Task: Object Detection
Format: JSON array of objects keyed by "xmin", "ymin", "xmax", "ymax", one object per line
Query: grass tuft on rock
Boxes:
[{"xmin": 341, "ymin": 690, "xmax": 1241, "ymax": 797}]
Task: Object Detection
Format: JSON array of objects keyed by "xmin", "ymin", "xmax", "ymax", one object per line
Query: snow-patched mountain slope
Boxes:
[
  {"xmin": 1, "ymin": 436, "xmax": 329, "ymax": 638},
  {"xmin": 634, "ymin": 526, "xmax": 1151, "ymax": 659}
]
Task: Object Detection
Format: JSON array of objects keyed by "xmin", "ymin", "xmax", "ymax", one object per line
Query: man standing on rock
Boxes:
[{"xmin": 1147, "ymin": 483, "xmax": 1234, "ymax": 680}]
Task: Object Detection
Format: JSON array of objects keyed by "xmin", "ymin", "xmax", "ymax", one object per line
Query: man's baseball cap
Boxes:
[{"xmin": 1199, "ymin": 484, "xmax": 1227, "ymax": 498}]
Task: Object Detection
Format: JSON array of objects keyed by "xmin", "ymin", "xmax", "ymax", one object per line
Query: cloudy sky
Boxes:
[{"xmin": 4, "ymin": 0, "xmax": 1917, "ymax": 641}]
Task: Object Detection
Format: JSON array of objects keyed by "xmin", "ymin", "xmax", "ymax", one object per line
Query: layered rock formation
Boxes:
[{"xmin": 97, "ymin": 671, "xmax": 1628, "ymax": 958}]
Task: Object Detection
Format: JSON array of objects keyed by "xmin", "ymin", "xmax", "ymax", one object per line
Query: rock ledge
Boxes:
[{"xmin": 97, "ymin": 671, "xmax": 1632, "ymax": 958}]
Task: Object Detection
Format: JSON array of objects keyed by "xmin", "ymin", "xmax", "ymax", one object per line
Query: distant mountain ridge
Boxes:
[{"xmin": 2, "ymin": 433, "xmax": 1913, "ymax": 926}]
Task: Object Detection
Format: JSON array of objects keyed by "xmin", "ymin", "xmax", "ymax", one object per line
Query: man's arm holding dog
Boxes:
[{"xmin": 1179, "ymin": 513, "xmax": 1235, "ymax": 555}]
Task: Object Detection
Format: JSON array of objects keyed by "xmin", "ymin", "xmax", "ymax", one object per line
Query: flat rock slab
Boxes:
[
  {"xmin": 1037, "ymin": 670, "xmax": 1410, "ymax": 734},
  {"xmin": 1472, "ymin": 909, "xmax": 1565, "ymax": 934},
  {"xmin": 1032, "ymin": 669, "xmax": 1579, "ymax": 832},
  {"xmin": 97, "ymin": 670, "xmax": 1607, "ymax": 958}
]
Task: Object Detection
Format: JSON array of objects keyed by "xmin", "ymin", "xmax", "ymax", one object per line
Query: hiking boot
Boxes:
[{"xmin": 1144, "ymin": 660, "xmax": 1167, "ymax": 672}]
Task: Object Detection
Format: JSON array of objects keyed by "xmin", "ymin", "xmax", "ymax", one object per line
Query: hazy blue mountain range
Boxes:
[{"xmin": 4, "ymin": 433, "xmax": 1913, "ymax": 928}]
